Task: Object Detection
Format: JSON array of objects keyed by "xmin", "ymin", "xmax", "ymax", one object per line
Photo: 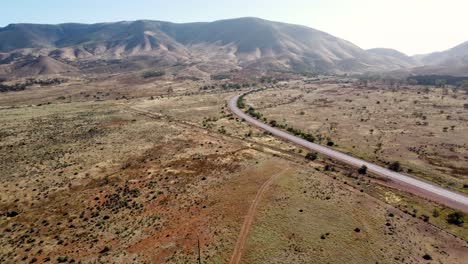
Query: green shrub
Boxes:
[
  {"xmin": 422, "ymin": 254, "xmax": 432, "ymax": 260},
  {"xmin": 388, "ymin": 161, "xmax": 401, "ymax": 172},
  {"xmin": 305, "ymin": 152, "xmax": 317, "ymax": 161},
  {"xmin": 57, "ymin": 256, "xmax": 68, "ymax": 263},
  {"xmin": 142, "ymin": 71, "xmax": 165, "ymax": 79},
  {"xmin": 358, "ymin": 165, "xmax": 367, "ymax": 175},
  {"xmin": 447, "ymin": 211, "xmax": 464, "ymax": 226}
]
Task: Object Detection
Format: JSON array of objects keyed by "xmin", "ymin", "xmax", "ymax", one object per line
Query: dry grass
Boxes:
[
  {"xmin": 246, "ymin": 84, "xmax": 468, "ymax": 194},
  {"xmin": 1, "ymin": 74, "xmax": 467, "ymax": 263}
]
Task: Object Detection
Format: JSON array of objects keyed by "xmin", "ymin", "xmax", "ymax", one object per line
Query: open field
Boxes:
[{"xmin": 1, "ymin": 74, "xmax": 467, "ymax": 263}]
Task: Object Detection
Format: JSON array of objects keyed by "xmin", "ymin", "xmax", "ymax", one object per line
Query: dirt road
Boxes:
[{"xmin": 229, "ymin": 168, "xmax": 288, "ymax": 264}]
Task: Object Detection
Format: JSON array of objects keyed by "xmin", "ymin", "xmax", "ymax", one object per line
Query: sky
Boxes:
[{"xmin": 1, "ymin": 0, "xmax": 467, "ymax": 55}]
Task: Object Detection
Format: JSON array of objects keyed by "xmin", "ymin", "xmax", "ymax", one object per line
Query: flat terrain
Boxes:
[
  {"xmin": 1, "ymin": 74, "xmax": 467, "ymax": 263},
  {"xmin": 245, "ymin": 83, "xmax": 468, "ymax": 194}
]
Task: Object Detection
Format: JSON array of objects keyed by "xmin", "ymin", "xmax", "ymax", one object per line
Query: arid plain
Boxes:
[{"xmin": 1, "ymin": 70, "xmax": 467, "ymax": 263}]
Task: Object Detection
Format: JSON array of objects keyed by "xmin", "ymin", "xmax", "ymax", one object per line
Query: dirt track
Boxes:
[{"xmin": 229, "ymin": 168, "xmax": 288, "ymax": 264}]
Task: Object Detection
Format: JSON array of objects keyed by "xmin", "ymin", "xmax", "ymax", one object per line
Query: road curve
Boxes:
[{"xmin": 228, "ymin": 94, "xmax": 468, "ymax": 213}]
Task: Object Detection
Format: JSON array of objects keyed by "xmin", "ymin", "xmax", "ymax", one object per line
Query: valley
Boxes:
[{"xmin": 0, "ymin": 16, "xmax": 467, "ymax": 264}]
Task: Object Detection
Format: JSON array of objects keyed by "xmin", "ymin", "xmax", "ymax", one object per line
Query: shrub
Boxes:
[
  {"xmin": 305, "ymin": 152, "xmax": 317, "ymax": 161},
  {"xmin": 6, "ymin": 211, "xmax": 18, "ymax": 217},
  {"xmin": 388, "ymin": 161, "xmax": 401, "ymax": 172},
  {"xmin": 327, "ymin": 141, "xmax": 334, "ymax": 147},
  {"xmin": 447, "ymin": 211, "xmax": 464, "ymax": 226},
  {"xmin": 57, "ymin": 256, "xmax": 68, "ymax": 263},
  {"xmin": 142, "ymin": 71, "xmax": 165, "ymax": 79},
  {"xmin": 100, "ymin": 246, "xmax": 111, "ymax": 254},
  {"xmin": 301, "ymin": 133, "xmax": 315, "ymax": 142},
  {"xmin": 422, "ymin": 254, "xmax": 432, "ymax": 260},
  {"xmin": 211, "ymin": 74, "xmax": 230, "ymax": 80},
  {"xmin": 358, "ymin": 165, "xmax": 367, "ymax": 175}
]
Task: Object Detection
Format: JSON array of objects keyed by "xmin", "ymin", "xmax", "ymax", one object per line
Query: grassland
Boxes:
[
  {"xmin": 0, "ymin": 74, "xmax": 467, "ymax": 263},
  {"xmin": 245, "ymin": 83, "xmax": 468, "ymax": 194}
]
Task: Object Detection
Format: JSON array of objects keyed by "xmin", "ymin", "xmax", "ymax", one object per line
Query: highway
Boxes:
[{"xmin": 228, "ymin": 93, "xmax": 468, "ymax": 213}]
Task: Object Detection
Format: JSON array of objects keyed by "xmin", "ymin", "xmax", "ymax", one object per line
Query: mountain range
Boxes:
[{"xmin": 0, "ymin": 17, "xmax": 466, "ymax": 78}]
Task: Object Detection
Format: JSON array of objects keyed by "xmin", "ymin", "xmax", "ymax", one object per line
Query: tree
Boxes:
[
  {"xmin": 142, "ymin": 70, "xmax": 165, "ymax": 79},
  {"xmin": 408, "ymin": 79, "xmax": 418, "ymax": 86},
  {"xmin": 435, "ymin": 79, "xmax": 447, "ymax": 88},
  {"xmin": 447, "ymin": 211, "xmax": 464, "ymax": 226},
  {"xmin": 358, "ymin": 165, "xmax": 368, "ymax": 175},
  {"xmin": 459, "ymin": 80, "xmax": 468, "ymax": 88},
  {"xmin": 305, "ymin": 152, "xmax": 317, "ymax": 161},
  {"xmin": 388, "ymin": 161, "xmax": 401, "ymax": 172}
]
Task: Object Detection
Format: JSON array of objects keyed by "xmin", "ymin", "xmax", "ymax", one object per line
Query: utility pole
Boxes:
[{"xmin": 197, "ymin": 237, "xmax": 202, "ymax": 264}]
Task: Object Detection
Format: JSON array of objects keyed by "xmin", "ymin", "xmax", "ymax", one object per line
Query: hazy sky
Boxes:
[{"xmin": 1, "ymin": 0, "xmax": 467, "ymax": 55}]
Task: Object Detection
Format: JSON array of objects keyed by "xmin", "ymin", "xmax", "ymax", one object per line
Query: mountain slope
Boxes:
[
  {"xmin": 1, "ymin": 55, "xmax": 77, "ymax": 78},
  {"xmin": 411, "ymin": 41, "xmax": 468, "ymax": 76},
  {"xmin": 418, "ymin": 41, "xmax": 468, "ymax": 65},
  {"xmin": 367, "ymin": 48, "xmax": 421, "ymax": 68},
  {"xmin": 0, "ymin": 18, "xmax": 421, "ymax": 75}
]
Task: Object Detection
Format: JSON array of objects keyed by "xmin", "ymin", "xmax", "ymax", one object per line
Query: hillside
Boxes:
[
  {"xmin": 412, "ymin": 41, "xmax": 468, "ymax": 76},
  {"xmin": 418, "ymin": 41, "xmax": 468, "ymax": 65},
  {"xmin": 367, "ymin": 48, "xmax": 421, "ymax": 68},
  {"xmin": 0, "ymin": 18, "xmax": 421, "ymax": 76}
]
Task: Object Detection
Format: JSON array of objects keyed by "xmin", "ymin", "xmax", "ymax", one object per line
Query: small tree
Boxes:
[
  {"xmin": 388, "ymin": 161, "xmax": 401, "ymax": 172},
  {"xmin": 305, "ymin": 152, "xmax": 317, "ymax": 161},
  {"xmin": 358, "ymin": 165, "xmax": 368, "ymax": 175},
  {"xmin": 447, "ymin": 211, "xmax": 464, "ymax": 226},
  {"xmin": 435, "ymin": 79, "xmax": 447, "ymax": 88}
]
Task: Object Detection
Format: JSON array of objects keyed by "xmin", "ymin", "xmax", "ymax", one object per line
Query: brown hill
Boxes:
[
  {"xmin": 11, "ymin": 55, "xmax": 77, "ymax": 78},
  {"xmin": 0, "ymin": 18, "xmax": 422, "ymax": 75}
]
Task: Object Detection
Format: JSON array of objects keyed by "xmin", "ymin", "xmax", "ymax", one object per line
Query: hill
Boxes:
[
  {"xmin": 367, "ymin": 48, "xmax": 421, "ymax": 68},
  {"xmin": 0, "ymin": 18, "xmax": 421, "ymax": 76},
  {"xmin": 412, "ymin": 41, "xmax": 468, "ymax": 76}
]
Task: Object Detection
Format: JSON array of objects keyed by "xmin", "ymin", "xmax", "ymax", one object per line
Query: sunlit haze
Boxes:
[{"xmin": 1, "ymin": 0, "xmax": 467, "ymax": 55}]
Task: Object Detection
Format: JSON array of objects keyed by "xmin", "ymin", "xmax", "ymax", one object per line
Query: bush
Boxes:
[
  {"xmin": 422, "ymin": 254, "xmax": 432, "ymax": 260},
  {"xmin": 57, "ymin": 256, "xmax": 68, "ymax": 263},
  {"xmin": 301, "ymin": 133, "xmax": 315, "ymax": 142},
  {"xmin": 327, "ymin": 141, "xmax": 334, "ymax": 147},
  {"xmin": 358, "ymin": 165, "xmax": 367, "ymax": 175},
  {"xmin": 447, "ymin": 211, "xmax": 464, "ymax": 226},
  {"xmin": 388, "ymin": 161, "xmax": 401, "ymax": 172},
  {"xmin": 142, "ymin": 71, "xmax": 165, "ymax": 79},
  {"xmin": 100, "ymin": 246, "xmax": 111, "ymax": 254},
  {"xmin": 305, "ymin": 152, "xmax": 317, "ymax": 161},
  {"xmin": 6, "ymin": 211, "xmax": 18, "ymax": 217},
  {"xmin": 211, "ymin": 74, "xmax": 230, "ymax": 80}
]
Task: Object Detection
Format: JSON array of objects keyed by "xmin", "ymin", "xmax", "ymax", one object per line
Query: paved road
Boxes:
[{"xmin": 228, "ymin": 94, "xmax": 468, "ymax": 213}]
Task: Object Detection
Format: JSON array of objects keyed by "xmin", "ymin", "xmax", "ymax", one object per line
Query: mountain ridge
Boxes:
[{"xmin": 0, "ymin": 17, "xmax": 463, "ymax": 77}]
